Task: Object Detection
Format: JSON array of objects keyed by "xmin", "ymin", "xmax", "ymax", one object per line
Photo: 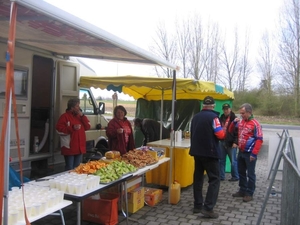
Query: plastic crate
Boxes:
[{"xmin": 82, "ymin": 192, "xmax": 119, "ymax": 225}]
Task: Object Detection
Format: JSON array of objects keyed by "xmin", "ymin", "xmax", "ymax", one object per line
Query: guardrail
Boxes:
[
  {"xmin": 281, "ymin": 152, "xmax": 300, "ymax": 225},
  {"xmin": 257, "ymin": 130, "xmax": 299, "ymax": 225}
]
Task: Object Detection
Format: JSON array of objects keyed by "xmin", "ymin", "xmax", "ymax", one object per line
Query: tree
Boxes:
[
  {"xmin": 175, "ymin": 18, "xmax": 191, "ymax": 78},
  {"xmin": 150, "ymin": 22, "xmax": 177, "ymax": 78},
  {"xmin": 278, "ymin": 0, "xmax": 300, "ymax": 116},
  {"xmin": 188, "ymin": 15, "xmax": 205, "ymax": 80},
  {"xmin": 187, "ymin": 16, "xmax": 222, "ymax": 82},
  {"xmin": 203, "ymin": 21, "xmax": 222, "ymax": 83},
  {"xmin": 219, "ymin": 28, "xmax": 240, "ymax": 91},
  {"xmin": 236, "ymin": 29, "xmax": 252, "ymax": 91},
  {"xmin": 257, "ymin": 31, "xmax": 277, "ymax": 94}
]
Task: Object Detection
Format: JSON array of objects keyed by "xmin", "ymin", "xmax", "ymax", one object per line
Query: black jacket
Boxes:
[
  {"xmin": 219, "ymin": 111, "xmax": 238, "ymax": 148},
  {"xmin": 189, "ymin": 109, "xmax": 222, "ymax": 159}
]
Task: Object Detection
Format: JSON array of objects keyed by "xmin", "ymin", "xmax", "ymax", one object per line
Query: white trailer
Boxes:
[{"xmin": 0, "ymin": 0, "xmax": 177, "ymax": 177}]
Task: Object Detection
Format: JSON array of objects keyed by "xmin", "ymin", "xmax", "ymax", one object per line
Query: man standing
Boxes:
[
  {"xmin": 189, "ymin": 96, "xmax": 225, "ymax": 219},
  {"xmin": 219, "ymin": 103, "xmax": 239, "ymax": 181},
  {"xmin": 232, "ymin": 103, "xmax": 263, "ymax": 202}
]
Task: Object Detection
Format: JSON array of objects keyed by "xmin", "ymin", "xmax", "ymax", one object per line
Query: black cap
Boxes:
[
  {"xmin": 222, "ymin": 103, "xmax": 230, "ymax": 109},
  {"xmin": 203, "ymin": 96, "xmax": 215, "ymax": 105}
]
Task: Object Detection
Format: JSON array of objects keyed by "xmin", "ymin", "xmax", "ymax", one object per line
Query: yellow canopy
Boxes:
[{"xmin": 79, "ymin": 75, "xmax": 234, "ymax": 101}]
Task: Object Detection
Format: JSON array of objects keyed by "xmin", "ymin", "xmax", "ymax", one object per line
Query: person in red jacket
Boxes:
[
  {"xmin": 232, "ymin": 103, "xmax": 263, "ymax": 202},
  {"xmin": 106, "ymin": 105, "xmax": 135, "ymax": 155},
  {"xmin": 56, "ymin": 98, "xmax": 91, "ymax": 171}
]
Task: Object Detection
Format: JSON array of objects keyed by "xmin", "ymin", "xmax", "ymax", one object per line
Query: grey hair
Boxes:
[
  {"xmin": 239, "ymin": 103, "xmax": 253, "ymax": 113},
  {"xmin": 67, "ymin": 98, "xmax": 80, "ymax": 110}
]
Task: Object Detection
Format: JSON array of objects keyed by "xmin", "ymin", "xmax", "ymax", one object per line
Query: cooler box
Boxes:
[{"xmin": 82, "ymin": 192, "xmax": 119, "ymax": 225}]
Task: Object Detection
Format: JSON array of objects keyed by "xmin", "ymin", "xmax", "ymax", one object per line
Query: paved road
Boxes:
[{"xmin": 262, "ymin": 123, "xmax": 300, "ymax": 130}]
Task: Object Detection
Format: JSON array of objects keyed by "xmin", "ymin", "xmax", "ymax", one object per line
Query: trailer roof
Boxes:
[{"xmin": 0, "ymin": 0, "xmax": 177, "ymax": 69}]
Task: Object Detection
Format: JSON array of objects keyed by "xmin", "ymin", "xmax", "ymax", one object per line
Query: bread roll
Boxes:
[
  {"xmin": 105, "ymin": 151, "xmax": 114, "ymax": 159},
  {"xmin": 112, "ymin": 151, "xmax": 120, "ymax": 158}
]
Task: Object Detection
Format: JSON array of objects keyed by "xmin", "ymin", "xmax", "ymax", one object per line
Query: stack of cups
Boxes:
[
  {"xmin": 7, "ymin": 184, "xmax": 65, "ymax": 224},
  {"xmin": 48, "ymin": 173, "xmax": 100, "ymax": 195}
]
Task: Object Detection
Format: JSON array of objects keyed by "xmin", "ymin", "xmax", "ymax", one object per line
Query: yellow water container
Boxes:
[{"xmin": 170, "ymin": 181, "xmax": 181, "ymax": 204}]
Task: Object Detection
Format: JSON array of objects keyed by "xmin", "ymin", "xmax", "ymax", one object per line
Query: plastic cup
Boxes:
[
  {"xmin": 74, "ymin": 183, "xmax": 81, "ymax": 195},
  {"xmin": 33, "ymin": 203, "xmax": 41, "ymax": 216},
  {"xmin": 67, "ymin": 183, "xmax": 75, "ymax": 194},
  {"xmin": 59, "ymin": 181, "xmax": 67, "ymax": 192},
  {"xmin": 26, "ymin": 205, "xmax": 33, "ymax": 217},
  {"xmin": 56, "ymin": 191, "xmax": 64, "ymax": 203},
  {"xmin": 80, "ymin": 182, "xmax": 87, "ymax": 194}
]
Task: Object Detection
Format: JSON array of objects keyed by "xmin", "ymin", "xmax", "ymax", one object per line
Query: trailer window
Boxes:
[
  {"xmin": 79, "ymin": 89, "xmax": 95, "ymax": 114},
  {"xmin": 0, "ymin": 66, "xmax": 28, "ymax": 98}
]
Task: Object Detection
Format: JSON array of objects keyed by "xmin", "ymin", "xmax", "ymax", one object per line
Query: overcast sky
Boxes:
[
  {"xmin": 45, "ymin": 0, "xmax": 283, "ymax": 99},
  {"xmin": 45, "ymin": 0, "xmax": 282, "ymax": 50}
]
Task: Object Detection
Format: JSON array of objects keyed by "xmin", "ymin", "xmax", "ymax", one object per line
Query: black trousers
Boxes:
[{"xmin": 193, "ymin": 156, "xmax": 220, "ymax": 211}]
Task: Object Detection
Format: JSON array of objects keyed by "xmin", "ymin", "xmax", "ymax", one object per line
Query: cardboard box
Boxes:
[
  {"xmin": 147, "ymin": 147, "xmax": 166, "ymax": 161},
  {"xmin": 128, "ymin": 197, "xmax": 144, "ymax": 213},
  {"xmin": 82, "ymin": 193, "xmax": 119, "ymax": 225},
  {"xmin": 137, "ymin": 147, "xmax": 166, "ymax": 160},
  {"xmin": 127, "ymin": 187, "xmax": 144, "ymax": 203},
  {"xmin": 144, "ymin": 188, "xmax": 163, "ymax": 207},
  {"xmin": 126, "ymin": 176, "xmax": 142, "ymax": 193},
  {"xmin": 126, "ymin": 187, "xmax": 145, "ymax": 213}
]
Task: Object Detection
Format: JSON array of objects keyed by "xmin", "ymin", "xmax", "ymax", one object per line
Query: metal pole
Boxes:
[
  {"xmin": 168, "ymin": 70, "xmax": 176, "ymax": 204},
  {"xmin": 3, "ymin": 92, "xmax": 12, "ymax": 225},
  {"xmin": 159, "ymin": 89, "xmax": 164, "ymax": 140}
]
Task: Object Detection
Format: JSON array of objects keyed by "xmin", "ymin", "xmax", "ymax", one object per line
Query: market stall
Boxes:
[{"xmin": 79, "ymin": 75, "xmax": 235, "ymax": 190}]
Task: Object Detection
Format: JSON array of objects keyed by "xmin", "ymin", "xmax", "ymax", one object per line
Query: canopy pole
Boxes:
[
  {"xmin": 159, "ymin": 89, "xmax": 164, "ymax": 140},
  {"xmin": 1, "ymin": 3, "xmax": 17, "ymax": 225},
  {"xmin": 168, "ymin": 69, "xmax": 176, "ymax": 204}
]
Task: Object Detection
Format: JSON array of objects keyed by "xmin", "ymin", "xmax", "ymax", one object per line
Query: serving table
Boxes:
[
  {"xmin": 16, "ymin": 200, "xmax": 72, "ymax": 225},
  {"xmin": 21, "ymin": 157, "xmax": 170, "ymax": 225},
  {"xmin": 62, "ymin": 157, "xmax": 169, "ymax": 225},
  {"xmin": 146, "ymin": 139, "xmax": 194, "ymax": 187}
]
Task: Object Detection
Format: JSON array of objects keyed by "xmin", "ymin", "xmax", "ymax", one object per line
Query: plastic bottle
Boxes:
[
  {"xmin": 270, "ymin": 186, "xmax": 277, "ymax": 196},
  {"xmin": 170, "ymin": 181, "xmax": 181, "ymax": 204},
  {"xmin": 33, "ymin": 136, "xmax": 39, "ymax": 153},
  {"xmin": 184, "ymin": 131, "xmax": 190, "ymax": 139}
]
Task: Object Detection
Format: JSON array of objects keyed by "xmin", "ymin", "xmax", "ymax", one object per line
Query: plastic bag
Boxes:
[{"xmin": 9, "ymin": 166, "xmax": 30, "ymax": 190}]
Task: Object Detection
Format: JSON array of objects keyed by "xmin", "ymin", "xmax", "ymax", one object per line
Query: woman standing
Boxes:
[
  {"xmin": 56, "ymin": 98, "xmax": 91, "ymax": 170},
  {"xmin": 106, "ymin": 105, "xmax": 135, "ymax": 155}
]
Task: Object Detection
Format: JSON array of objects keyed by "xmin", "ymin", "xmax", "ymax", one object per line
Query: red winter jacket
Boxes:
[
  {"xmin": 56, "ymin": 110, "xmax": 91, "ymax": 156},
  {"xmin": 238, "ymin": 116, "xmax": 263, "ymax": 158},
  {"xmin": 106, "ymin": 117, "xmax": 135, "ymax": 155}
]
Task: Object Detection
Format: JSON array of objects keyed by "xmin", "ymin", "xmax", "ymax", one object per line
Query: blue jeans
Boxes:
[
  {"xmin": 64, "ymin": 154, "xmax": 83, "ymax": 171},
  {"xmin": 237, "ymin": 151, "xmax": 256, "ymax": 196},
  {"xmin": 219, "ymin": 141, "xmax": 239, "ymax": 180},
  {"xmin": 193, "ymin": 156, "xmax": 220, "ymax": 211}
]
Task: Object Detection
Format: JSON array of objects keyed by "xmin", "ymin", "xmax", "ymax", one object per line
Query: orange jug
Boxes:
[{"xmin": 170, "ymin": 181, "xmax": 181, "ymax": 204}]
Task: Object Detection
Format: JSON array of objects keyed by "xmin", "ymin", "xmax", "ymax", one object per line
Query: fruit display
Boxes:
[
  {"xmin": 73, "ymin": 161, "xmax": 106, "ymax": 174},
  {"xmin": 94, "ymin": 160, "xmax": 137, "ymax": 183},
  {"xmin": 121, "ymin": 149, "xmax": 158, "ymax": 168}
]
